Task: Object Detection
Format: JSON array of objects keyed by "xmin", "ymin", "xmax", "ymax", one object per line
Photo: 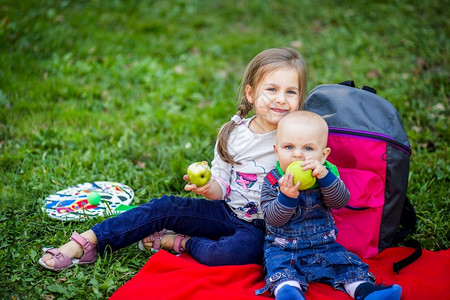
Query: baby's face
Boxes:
[{"xmin": 275, "ymin": 119, "xmax": 328, "ymax": 172}]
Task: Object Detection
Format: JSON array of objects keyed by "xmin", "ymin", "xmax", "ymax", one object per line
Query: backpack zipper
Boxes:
[{"xmin": 329, "ymin": 127, "xmax": 412, "ymax": 156}]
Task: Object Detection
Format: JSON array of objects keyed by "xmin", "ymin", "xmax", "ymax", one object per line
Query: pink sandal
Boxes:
[
  {"xmin": 138, "ymin": 229, "xmax": 167, "ymax": 251},
  {"xmin": 172, "ymin": 234, "xmax": 186, "ymax": 253},
  {"xmin": 38, "ymin": 231, "xmax": 97, "ymax": 272},
  {"xmin": 138, "ymin": 230, "xmax": 187, "ymax": 253}
]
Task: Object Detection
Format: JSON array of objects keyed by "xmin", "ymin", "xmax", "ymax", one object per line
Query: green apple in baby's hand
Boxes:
[
  {"xmin": 286, "ymin": 161, "xmax": 316, "ymax": 191},
  {"xmin": 187, "ymin": 161, "xmax": 211, "ymax": 187}
]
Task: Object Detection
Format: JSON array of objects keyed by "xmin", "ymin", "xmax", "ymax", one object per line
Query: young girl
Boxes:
[{"xmin": 39, "ymin": 47, "xmax": 307, "ymax": 271}]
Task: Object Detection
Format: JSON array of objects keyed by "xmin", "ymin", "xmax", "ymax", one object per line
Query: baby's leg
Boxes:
[
  {"xmin": 345, "ymin": 281, "xmax": 402, "ymax": 300},
  {"xmin": 275, "ymin": 282, "xmax": 304, "ymax": 300},
  {"xmin": 256, "ymin": 245, "xmax": 307, "ymax": 298}
]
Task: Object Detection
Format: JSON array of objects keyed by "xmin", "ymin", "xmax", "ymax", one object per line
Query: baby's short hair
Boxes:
[
  {"xmin": 279, "ymin": 110, "xmax": 328, "ymax": 130},
  {"xmin": 278, "ymin": 110, "xmax": 329, "ymax": 146}
]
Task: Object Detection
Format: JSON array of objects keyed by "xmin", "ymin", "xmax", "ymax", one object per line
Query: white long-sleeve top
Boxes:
[{"xmin": 211, "ymin": 117, "xmax": 277, "ymax": 221}]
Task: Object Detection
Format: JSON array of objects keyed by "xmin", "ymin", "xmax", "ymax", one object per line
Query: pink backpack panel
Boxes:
[{"xmin": 328, "ymin": 134, "xmax": 387, "ymax": 258}]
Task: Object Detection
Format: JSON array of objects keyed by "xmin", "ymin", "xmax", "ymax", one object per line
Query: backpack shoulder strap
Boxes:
[
  {"xmin": 394, "ymin": 196, "xmax": 417, "ymax": 243},
  {"xmin": 392, "ymin": 196, "xmax": 421, "ymax": 273},
  {"xmin": 393, "ymin": 239, "xmax": 422, "ymax": 273}
]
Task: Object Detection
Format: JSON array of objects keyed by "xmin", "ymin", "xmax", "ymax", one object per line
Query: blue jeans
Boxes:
[{"xmin": 92, "ymin": 195, "xmax": 265, "ymax": 266}]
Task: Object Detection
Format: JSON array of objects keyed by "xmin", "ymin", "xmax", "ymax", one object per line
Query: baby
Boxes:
[{"xmin": 256, "ymin": 111, "xmax": 402, "ymax": 300}]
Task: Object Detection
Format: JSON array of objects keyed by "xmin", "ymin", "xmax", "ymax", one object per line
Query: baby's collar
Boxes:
[{"xmin": 276, "ymin": 161, "xmax": 284, "ymax": 176}]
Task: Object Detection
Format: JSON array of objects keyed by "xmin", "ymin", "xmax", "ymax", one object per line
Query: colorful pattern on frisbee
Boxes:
[{"xmin": 43, "ymin": 181, "xmax": 135, "ymax": 221}]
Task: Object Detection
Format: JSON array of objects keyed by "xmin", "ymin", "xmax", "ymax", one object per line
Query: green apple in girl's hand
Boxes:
[
  {"xmin": 187, "ymin": 161, "xmax": 211, "ymax": 187},
  {"xmin": 286, "ymin": 161, "xmax": 316, "ymax": 191}
]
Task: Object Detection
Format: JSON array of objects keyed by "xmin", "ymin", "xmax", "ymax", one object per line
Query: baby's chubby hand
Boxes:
[
  {"xmin": 279, "ymin": 172, "xmax": 300, "ymax": 198},
  {"xmin": 302, "ymin": 158, "xmax": 328, "ymax": 179}
]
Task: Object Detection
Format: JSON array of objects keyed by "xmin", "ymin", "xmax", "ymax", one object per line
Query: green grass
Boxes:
[{"xmin": 1, "ymin": 0, "xmax": 448, "ymax": 298}]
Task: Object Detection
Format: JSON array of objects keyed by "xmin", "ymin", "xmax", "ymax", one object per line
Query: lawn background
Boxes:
[{"xmin": 0, "ymin": 0, "xmax": 448, "ymax": 298}]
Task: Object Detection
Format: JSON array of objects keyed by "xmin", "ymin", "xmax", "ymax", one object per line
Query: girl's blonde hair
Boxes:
[{"xmin": 217, "ymin": 48, "xmax": 307, "ymax": 164}]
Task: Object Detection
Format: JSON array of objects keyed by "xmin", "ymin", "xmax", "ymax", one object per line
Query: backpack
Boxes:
[{"xmin": 303, "ymin": 81, "xmax": 420, "ymax": 271}]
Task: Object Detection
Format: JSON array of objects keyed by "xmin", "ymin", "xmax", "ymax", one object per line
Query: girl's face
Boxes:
[{"xmin": 246, "ymin": 67, "xmax": 301, "ymax": 133}]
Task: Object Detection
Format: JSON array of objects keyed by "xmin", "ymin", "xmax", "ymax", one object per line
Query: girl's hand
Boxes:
[
  {"xmin": 302, "ymin": 158, "xmax": 328, "ymax": 179},
  {"xmin": 183, "ymin": 174, "xmax": 211, "ymax": 195},
  {"xmin": 279, "ymin": 172, "xmax": 300, "ymax": 198}
]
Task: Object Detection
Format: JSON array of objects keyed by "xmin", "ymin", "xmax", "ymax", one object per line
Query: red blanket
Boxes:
[{"xmin": 110, "ymin": 247, "xmax": 450, "ymax": 299}]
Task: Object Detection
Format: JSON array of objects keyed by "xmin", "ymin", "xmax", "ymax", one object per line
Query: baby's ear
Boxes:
[{"xmin": 321, "ymin": 147, "xmax": 331, "ymax": 164}]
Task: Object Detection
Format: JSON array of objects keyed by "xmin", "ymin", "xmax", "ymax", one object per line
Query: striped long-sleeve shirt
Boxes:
[{"xmin": 261, "ymin": 161, "xmax": 350, "ymax": 228}]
